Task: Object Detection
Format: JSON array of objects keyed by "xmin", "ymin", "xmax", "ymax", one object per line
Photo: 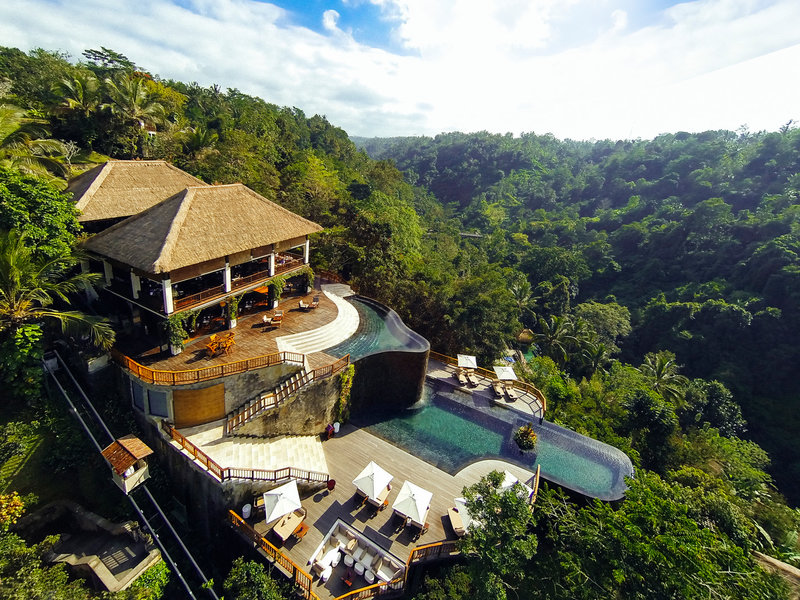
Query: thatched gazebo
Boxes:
[
  {"xmin": 68, "ymin": 160, "xmax": 208, "ymax": 232},
  {"xmin": 82, "ymin": 183, "xmax": 323, "ymax": 316}
]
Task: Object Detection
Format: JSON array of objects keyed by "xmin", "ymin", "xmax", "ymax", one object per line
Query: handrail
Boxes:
[
  {"xmin": 428, "ymin": 350, "xmax": 547, "ymax": 413},
  {"xmin": 228, "ymin": 511, "xmax": 321, "ymax": 600},
  {"xmin": 225, "ymin": 355, "xmax": 351, "ymax": 435},
  {"xmin": 161, "ymin": 420, "xmax": 329, "ymax": 484},
  {"xmin": 111, "ymin": 349, "xmax": 305, "ymax": 386},
  {"xmin": 174, "ymin": 284, "xmax": 225, "ymax": 311}
]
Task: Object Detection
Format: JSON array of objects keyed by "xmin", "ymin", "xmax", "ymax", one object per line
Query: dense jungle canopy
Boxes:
[{"xmin": 1, "ymin": 45, "xmax": 799, "ymax": 599}]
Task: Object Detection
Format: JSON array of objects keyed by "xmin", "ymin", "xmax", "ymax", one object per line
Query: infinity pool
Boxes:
[
  {"xmin": 359, "ymin": 383, "xmax": 634, "ymax": 501},
  {"xmin": 325, "ymin": 297, "xmax": 428, "ymax": 361}
]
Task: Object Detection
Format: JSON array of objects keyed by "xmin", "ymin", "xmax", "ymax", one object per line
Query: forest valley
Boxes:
[{"xmin": 1, "ymin": 45, "xmax": 800, "ymax": 599}]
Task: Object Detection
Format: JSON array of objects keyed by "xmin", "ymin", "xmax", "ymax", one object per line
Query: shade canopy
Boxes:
[
  {"xmin": 457, "ymin": 354, "xmax": 478, "ymax": 369},
  {"xmin": 500, "ymin": 470, "xmax": 533, "ymax": 497},
  {"xmin": 262, "ymin": 480, "xmax": 301, "ymax": 523},
  {"xmin": 493, "ymin": 365, "xmax": 517, "ymax": 381},
  {"xmin": 454, "ymin": 497, "xmax": 478, "ymax": 530},
  {"xmin": 352, "ymin": 461, "xmax": 393, "ymax": 501},
  {"xmin": 392, "ymin": 481, "xmax": 433, "ymax": 525}
]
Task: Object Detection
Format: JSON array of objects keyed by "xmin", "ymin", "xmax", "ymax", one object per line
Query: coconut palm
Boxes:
[
  {"xmin": 0, "ymin": 229, "xmax": 114, "ymax": 349},
  {"xmin": 102, "ymin": 74, "xmax": 165, "ymax": 157},
  {"xmin": 53, "ymin": 72, "xmax": 101, "ymax": 118},
  {"xmin": 639, "ymin": 350, "xmax": 689, "ymax": 405},
  {"xmin": 531, "ymin": 315, "xmax": 577, "ymax": 367},
  {"xmin": 0, "ymin": 105, "xmax": 67, "ymax": 177}
]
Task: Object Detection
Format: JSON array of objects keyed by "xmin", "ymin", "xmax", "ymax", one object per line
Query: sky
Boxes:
[{"xmin": 1, "ymin": 0, "xmax": 799, "ymax": 141}]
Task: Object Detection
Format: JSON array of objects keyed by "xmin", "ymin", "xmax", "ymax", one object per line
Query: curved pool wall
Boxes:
[
  {"xmin": 358, "ymin": 381, "xmax": 634, "ymax": 501},
  {"xmin": 326, "ymin": 296, "xmax": 430, "ymax": 412}
]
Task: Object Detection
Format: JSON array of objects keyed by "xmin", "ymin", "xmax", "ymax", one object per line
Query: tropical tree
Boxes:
[
  {"xmin": 0, "ymin": 229, "xmax": 114, "ymax": 348},
  {"xmin": 531, "ymin": 315, "xmax": 577, "ymax": 367},
  {"xmin": 102, "ymin": 73, "xmax": 165, "ymax": 157},
  {"xmin": 639, "ymin": 350, "xmax": 689, "ymax": 405},
  {"xmin": 223, "ymin": 557, "xmax": 285, "ymax": 600},
  {"xmin": 0, "ymin": 104, "xmax": 66, "ymax": 177}
]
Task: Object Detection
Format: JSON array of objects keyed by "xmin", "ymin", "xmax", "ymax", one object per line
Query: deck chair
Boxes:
[
  {"xmin": 310, "ymin": 296, "xmax": 320, "ymax": 309},
  {"xmin": 466, "ymin": 371, "xmax": 480, "ymax": 387},
  {"xmin": 456, "ymin": 369, "xmax": 468, "ymax": 386},
  {"xmin": 505, "ymin": 384, "xmax": 520, "ymax": 401},
  {"xmin": 271, "ymin": 315, "xmax": 282, "ymax": 329},
  {"xmin": 492, "ymin": 380, "xmax": 505, "ymax": 398},
  {"xmin": 299, "ymin": 300, "xmax": 309, "ymax": 310}
]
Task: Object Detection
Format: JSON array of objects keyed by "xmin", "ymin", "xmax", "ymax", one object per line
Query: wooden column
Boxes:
[
  {"xmin": 303, "ymin": 239, "xmax": 310, "ymax": 264},
  {"xmin": 162, "ymin": 279, "xmax": 174, "ymax": 314},
  {"xmin": 224, "ymin": 262, "xmax": 232, "ymax": 292},
  {"xmin": 130, "ymin": 271, "xmax": 141, "ymax": 299},
  {"xmin": 102, "ymin": 260, "xmax": 113, "ymax": 284},
  {"xmin": 268, "ymin": 253, "xmax": 275, "ymax": 276}
]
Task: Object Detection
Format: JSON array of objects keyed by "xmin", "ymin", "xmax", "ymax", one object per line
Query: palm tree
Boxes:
[
  {"xmin": 531, "ymin": 315, "xmax": 577, "ymax": 367},
  {"xmin": 580, "ymin": 338, "xmax": 610, "ymax": 378},
  {"xmin": 639, "ymin": 350, "xmax": 689, "ymax": 405},
  {"xmin": 102, "ymin": 74, "xmax": 165, "ymax": 157},
  {"xmin": 53, "ymin": 72, "xmax": 101, "ymax": 118},
  {"xmin": 0, "ymin": 229, "xmax": 114, "ymax": 349},
  {"xmin": 180, "ymin": 125, "xmax": 218, "ymax": 160},
  {"xmin": 0, "ymin": 105, "xmax": 67, "ymax": 177}
]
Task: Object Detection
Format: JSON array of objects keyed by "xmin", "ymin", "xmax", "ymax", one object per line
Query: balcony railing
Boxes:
[
  {"xmin": 111, "ymin": 349, "xmax": 305, "ymax": 386},
  {"xmin": 174, "ymin": 284, "xmax": 225, "ymax": 311}
]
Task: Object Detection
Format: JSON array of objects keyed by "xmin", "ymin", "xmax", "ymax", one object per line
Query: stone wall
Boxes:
[
  {"xmin": 232, "ymin": 376, "xmax": 340, "ymax": 437},
  {"xmin": 350, "ymin": 349, "xmax": 429, "ymax": 413}
]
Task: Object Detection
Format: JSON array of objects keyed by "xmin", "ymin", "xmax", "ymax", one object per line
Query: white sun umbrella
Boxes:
[
  {"xmin": 352, "ymin": 461, "xmax": 393, "ymax": 501},
  {"xmin": 262, "ymin": 480, "xmax": 301, "ymax": 523},
  {"xmin": 493, "ymin": 365, "xmax": 517, "ymax": 381},
  {"xmin": 500, "ymin": 470, "xmax": 533, "ymax": 497},
  {"xmin": 392, "ymin": 481, "xmax": 433, "ymax": 526},
  {"xmin": 454, "ymin": 497, "xmax": 478, "ymax": 530},
  {"xmin": 457, "ymin": 354, "xmax": 478, "ymax": 369}
]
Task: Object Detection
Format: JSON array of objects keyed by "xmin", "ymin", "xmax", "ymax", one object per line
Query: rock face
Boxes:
[{"xmin": 234, "ymin": 376, "xmax": 340, "ymax": 437}]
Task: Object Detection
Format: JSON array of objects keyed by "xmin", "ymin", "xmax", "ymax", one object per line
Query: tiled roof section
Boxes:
[{"xmin": 101, "ymin": 434, "xmax": 153, "ymax": 475}]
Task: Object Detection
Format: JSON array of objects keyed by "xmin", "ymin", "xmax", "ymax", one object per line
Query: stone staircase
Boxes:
[
  {"xmin": 178, "ymin": 420, "xmax": 328, "ymax": 475},
  {"xmin": 276, "ymin": 287, "xmax": 360, "ymax": 355},
  {"xmin": 225, "ymin": 369, "xmax": 309, "ymax": 434}
]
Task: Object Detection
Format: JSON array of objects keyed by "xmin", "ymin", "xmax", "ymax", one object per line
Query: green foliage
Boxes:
[
  {"xmin": 513, "ymin": 423, "xmax": 537, "ymax": 451},
  {"xmin": 270, "ymin": 274, "xmax": 286, "ymax": 302},
  {"xmin": 0, "ymin": 420, "xmax": 39, "ymax": 464},
  {"xmin": 0, "ymin": 324, "xmax": 43, "ymax": 405},
  {"xmin": 162, "ymin": 313, "xmax": 188, "ymax": 349},
  {"xmin": 125, "ymin": 560, "xmax": 170, "ymax": 600},
  {"xmin": 0, "ymin": 167, "xmax": 79, "ymax": 259},
  {"xmin": 223, "ymin": 557, "xmax": 286, "ymax": 600},
  {"xmin": 335, "ymin": 364, "xmax": 355, "ymax": 423}
]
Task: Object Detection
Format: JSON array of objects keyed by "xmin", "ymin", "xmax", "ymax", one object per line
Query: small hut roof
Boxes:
[
  {"xmin": 67, "ymin": 160, "xmax": 208, "ymax": 222},
  {"xmin": 82, "ymin": 184, "xmax": 323, "ymax": 275},
  {"xmin": 101, "ymin": 434, "xmax": 153, "ymax": 475}
]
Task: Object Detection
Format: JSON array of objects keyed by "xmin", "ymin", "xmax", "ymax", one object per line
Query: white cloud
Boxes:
[
  {"xmin": 322, "ymin": 9, "xmax": 340, "ymax": 32},
  {"xmin": 0, "ymin": 0, "xmax": 797, "ymax": 140}
]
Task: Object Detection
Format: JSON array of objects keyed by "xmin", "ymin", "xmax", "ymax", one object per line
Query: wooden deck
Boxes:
[
  {"xmin": 243, "ymin": 423, "xmax": 536, "ymax": 600},
  {"xmin": 118, "ymin": 291, "xmax": 338, "ymax": 372}
]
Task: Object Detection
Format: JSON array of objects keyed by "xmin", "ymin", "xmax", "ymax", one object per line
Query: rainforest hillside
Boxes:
[{"xmin": 1, "ymin": 46, "xmax": 800, "ymax": 599}]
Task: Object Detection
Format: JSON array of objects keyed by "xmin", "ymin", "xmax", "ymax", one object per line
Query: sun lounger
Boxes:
[
  {"xmin": 505, "ymin": 384, "xmax": 520, "ymax": 401},
  {"xmin": 466, "ymin": 371, "xmax": 480, "ymax": 387},
  {"xmin": 456, "ymin": 369, "xmax": 468, "ymax": 386},
  {"xmin": 492, "ymin": 380, "xmax": 504, "ymax": 397},
  {"xmin": 299, "ymin": 300, "xmax": 309, "ymax": 310},
  {"xmin": 448, "ymin": 507, "xmax": 466, "ymax": 536}
]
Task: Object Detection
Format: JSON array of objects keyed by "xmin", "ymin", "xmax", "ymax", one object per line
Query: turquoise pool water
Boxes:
[
  {"xmin": 325, "ymin": 297, "xmax": 427, "ymax": 361},
  {"xmin": 361, "ymin": 384, "xmax": 633, "ymax": 501}
]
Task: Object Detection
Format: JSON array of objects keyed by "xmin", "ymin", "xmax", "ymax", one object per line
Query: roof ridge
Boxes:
[
  {"xmin": 73, "ymin": 163, "xmax": 111, "ymax": 211},
  {"xmin": 153, "ymin": 188, "xmax": 193, "ymax": 273}
]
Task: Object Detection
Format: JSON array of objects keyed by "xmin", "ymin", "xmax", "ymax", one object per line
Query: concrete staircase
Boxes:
[
  {"xmin": 276, "ymin": 287, "xmax": 360, "ymax": 355},
  {"xmin": 178, "ymin": 420, "xmax": 328, "ymax": 475}
]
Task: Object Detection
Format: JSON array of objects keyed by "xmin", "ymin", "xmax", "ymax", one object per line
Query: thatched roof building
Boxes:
[
  {"xmin": 67, "ymin": 160, "xmax": 208, "ymax": 224},
  {"xmin": 82, "ymin": 184, "xmax": 323, "ymax": 278}
]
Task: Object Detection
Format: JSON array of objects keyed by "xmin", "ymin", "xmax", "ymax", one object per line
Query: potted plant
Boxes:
[
  {"xmin": 514, "ymin": 423, "xmax": 538, "ymax": 452},
  {"xmin": 226, "ymin": 294, "xmax": 243, "ymax": 328},
  {"xmin": 163, "ymin": 313, "xmax": 188, "ymax": 355}
]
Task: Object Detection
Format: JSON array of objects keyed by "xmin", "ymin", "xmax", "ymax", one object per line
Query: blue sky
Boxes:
[{"xmin": 1, "ymin": 0, "xmax": 798, "ymax": 140}]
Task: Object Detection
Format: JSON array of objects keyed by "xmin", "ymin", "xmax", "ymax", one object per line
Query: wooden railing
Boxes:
[
  {"xmin": 111, "ymin": 349, "xmax": 305, "ymax": 386},
  {"xmin": 428, "ymin": 350, "xmax": 547, "ymax": 413},
  {"xmin": 161, "ymin": 420, "xmax": 329, "ymax": 484},
  {"xmin": 228, "ymin": 511, "xmax": 321, "ymax": 600},
  {"xmin": 275, "ymin": 257, "xmax": 304, "ymax": 275},
  {"xmin": 225, "ymin": 355, "xmax": 351, "ymax": 435},
  {"xmin": 317, "ymin": 269, "xmax": 346, "ymax": 284},
  {"xmin": 174, "ymin": 284, "xmax": 225, "ymax": 311},
  {"xmin": 228, "ymin": 510, "xmax": 456, "ymax": 600},
  {"xmin": 231, "ymin": 268, "xmax": 272, "ymax": 291}
]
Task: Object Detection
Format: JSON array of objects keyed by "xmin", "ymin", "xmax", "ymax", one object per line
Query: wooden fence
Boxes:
[
  {"xmin": 428, "ymin": 350, "xmax": 547, "ymax": 413},
  {"xmin": 161, "ymin": 420, "xmax": 329, "ymax": 484},
  {"xmin": 112, "ymin": 349, "xmax": 305, "ymax": 386}
]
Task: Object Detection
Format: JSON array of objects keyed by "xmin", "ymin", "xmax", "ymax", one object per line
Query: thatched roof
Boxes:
[
  {"xmin": 82, "ymin": 184, "xmax": 323, "ymax": 275},
  {"xmin": 101, "ymin": 434, "xmax": 153, "ymax": 475},
  {"xmin": 67, "ymin": 160, "xmax": 208, "ymax": 222}
]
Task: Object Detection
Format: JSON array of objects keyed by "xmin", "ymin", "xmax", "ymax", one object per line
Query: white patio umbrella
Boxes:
[
  {"xmin": 457, "ymin": 354, "xmax": 478, "ymax": 369},
  {"xmin": 500, "ymin": 470, "xmax": 533, "ymax": 497},
  {"xmin": 493, "ymin": 365, "xmax": 517, "ymax": 381},
  {"xmin": 262, "ymin": 480, "xmax": 301, "ymax": 523},
  {"xmin": 392, "ymin": 481, "xmax": 433, "ymax": 526},
  {"xmin": 352, "ymin": 461, "xmax": 393, "ymax": 501},
  {"xmin": 454, "ymin": 497, "xmax": 478, "ymax": 530}
]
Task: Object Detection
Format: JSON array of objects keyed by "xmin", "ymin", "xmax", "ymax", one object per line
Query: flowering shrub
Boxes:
[{"xmin": 514, "ymin": 423, "xmax": 538, "ymax": 451}]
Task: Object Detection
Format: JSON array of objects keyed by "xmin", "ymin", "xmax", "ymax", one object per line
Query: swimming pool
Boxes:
[
  {"xmin": 325, "ymin": 296, "xmax": 428, "ymax": 361},
  {"xmin": 358, "ymin": 383, "xmax": 634, "ymax": 501}
]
